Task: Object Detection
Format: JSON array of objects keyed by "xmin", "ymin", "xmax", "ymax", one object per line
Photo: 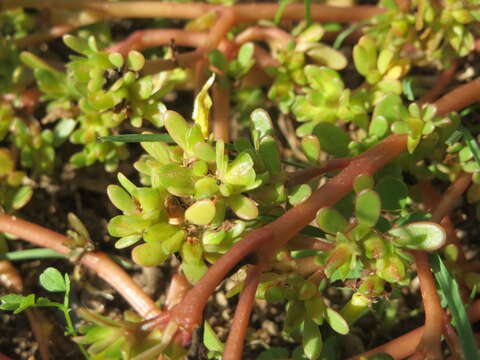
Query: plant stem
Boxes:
[
  {"xmin": 223, "ymin": 263, "xmax": 265, "ymax": 360},
  {"xmin": 4, "ymin": 1, "xmax": 385, "ymax": 23},
  {"xmin": 419, "ymin": 60, "xmax": 458, "ymax": 104},
  {"xmin": 106, "ymin": 30, "xmax": 208, "ymax": 55},
  {"xmin": 434, "ymin": 78, "xmax": 480, "ymax": 116},
  {"xmin": 0, "ymin": 214, "xmax": 161, "ymax": 319},
  {"xmin": 213, "ymin": 82, "xmax": 231, "ymax": 142},
  {"xmin": 285, "ymin": 157, "xmax": 352, "ymax": 187}
]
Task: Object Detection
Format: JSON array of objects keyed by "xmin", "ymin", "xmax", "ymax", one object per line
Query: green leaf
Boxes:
[
  {"xmin": 430, "ymin": 253, "xmax": 479, "ymax": 360},
  {"xmin": 389, "ymin": 222, "xmax": 446, "ymax": 251},
  {"xmin": 238, "ymin": 42, "xmax": 255, "ymax": 70},
  {"xmin": 257, "ymin": 347, "xmax": 290, "ymax": 360},
  {"xmin": 462, "ymin": 127, "xmax": 480, "ymax": 168},
  {"xmin": 325, "ymin": 308, "xmax": 349, "ymax": 335},
  {"xmin": 301, "ymin": 135, "xmax": 321, "ymax": 163},
  {"xmin": 108, "ymin": 215, "xmax": 150, "ymax": 237},
  {"xmin": 39, "ymin": 267, "xmax": 67, "ymax": 292},
  {"xmin": 289, "ymin": 184, "xmax": 312, "ymax": 205},
  {"xmin": 185, "ymin": 199, "xmax": 216, "ymax": 225},
  {"xmin": 0, "ymin": 294, "xmax": 25, "ymax": 312},
  {"xmin": 11, "ymin": 186, "xmax": 33, "ymax": 210},
  {"xmin": 203, "ymin": 321, "xmax": 225, "ymax": 353},
  {"xmin": 355, "ymin": 189, "xmax": 381, "ymax": 227},
  {"xmin": 251, "ymin": 109, "xmax": 274, "ymax": 138},
  {"xmin": 375, "ymin": 177, "xmax": 408, "ymax": 210},
  {"xmin": 15, "ymin": 294, "xmax": 36, "ymax": 314},
  {"xmin": 227, "ymin": 194, "xmax": 258, "ymax": 220},
  {"xmin": 164, "ymin": 111, "xmax": 190, "ymax": 149},
  {"xmin": 302, "ymin": 318, "xmax": 323, "ymax": 359},
  {"xmin": 107, "ymin": 185, "xmax": 137, "ymax": 214},
  {"xmin": 193, "ymin": 74, "xmax": 215, "ymax": 138},
  {"xmin": 313, "ymin": 123, "xmax": 350, "ymax": 157},
  {"xmin": 208, "ymin": 50, "xmax": 228, "ymax": 72},
  {"xmin": 316, "ymin": 207, "xmax": 348, "ymax": 234},
  {"xmin": 259, "ymin": 136, "xmax": 281, "ymax": 175},
  {"xmin": 132, "ymin": 242, "xmax": 168, "ymax": 267},
  {"xmin": 127, "ymin": 50, "xmax": 145, "ymax": 71},
  {"xmin": 353, "ymin": 174, "xmax": 374, "ymax": 193}
]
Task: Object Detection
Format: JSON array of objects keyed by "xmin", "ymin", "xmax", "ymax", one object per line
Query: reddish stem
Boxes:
[
  {"xmin": 212, "ymin": 83, "xmax": 231, "ymax": 142},
  {"xmin": 419, "ymin": 60, "xmax": 458, "ymax": 104},
  {"xmin": 409, "ymin": 251, "xmax": 444, "ymax": 360},
  {"xmin": 285, "ymin": 157, "xmax": 352, "ymax": 187},
  {"xmin": 165, "ymin": 273, "xmax": 191, "ymax": 310},
  {"xmin": 223, "ymin": 263, "xmax": 265, "ymax": 360},
  {"xmin": 351, "ymin": 299, "xmax": 480, "ymax": 360},
  {"xmin": 0, "ymin": 214, "xmax": 161, "ymax": 319},
  {"xmin": 434, "ymin": 78, "xmax": 480, "ymax": 116},
  {"xmin": 11, "ymin": 1, "xmax": 384, "ymax": 23},
  {"xmin": 106, "ymin": 30, "xmax": 208, "ymax": 55}
]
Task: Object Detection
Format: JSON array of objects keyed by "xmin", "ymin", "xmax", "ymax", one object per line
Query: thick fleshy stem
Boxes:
[
  {"xmin": 106, "ymin": 30, "xmax": 208, "ymax": 55},
  {"xmin": 351, "ymin": 299, "xmax": 480, "ymax": 360},
  {"xmin": 0, "ymin": 214, "xmax": 161, "ymax": 319},
  {"xmin": 223, "ymin": 263, "xmax": 266, "ymax": 360},
  {"xmin": 4, "ymin": 1, "xmax": 385, "ymax": 24},
  {"xmin": 213, "ymin": 82, "xmax": 231, "ymax": 142},
  {"xmin": 285, "ymin": 157, "xmax": 352, "ymax": 187},
  {"xmin": 434, "ymin": 78, "xmax": 480, "ymax": 116},
  {"xmin": 419, "ymin": 60, "xmax": 458, "ymax": 104}
]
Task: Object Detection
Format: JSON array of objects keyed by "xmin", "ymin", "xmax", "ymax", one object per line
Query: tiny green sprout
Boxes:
[{"xmin": 0, "ymin": 267, "xmax": 88, "ymax": 358}]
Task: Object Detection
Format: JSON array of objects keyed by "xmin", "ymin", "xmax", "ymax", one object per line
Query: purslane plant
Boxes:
[{"xmin": 1, "ymin": 1, "xmax": 480, "ymax": 360}]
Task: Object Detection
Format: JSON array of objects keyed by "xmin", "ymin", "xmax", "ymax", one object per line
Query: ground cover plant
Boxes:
[{"xmin": 1, "ymin": 0, "xmax": 480, "ymax": 359}]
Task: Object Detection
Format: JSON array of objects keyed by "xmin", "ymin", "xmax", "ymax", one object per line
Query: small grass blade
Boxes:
[
  {"xmin": 98, "ymin": 133, "xmax": 173, "ymax": 143},
  {"xmin": 430, "ymin": 253, "xmax": 478, "ymax": 360}
]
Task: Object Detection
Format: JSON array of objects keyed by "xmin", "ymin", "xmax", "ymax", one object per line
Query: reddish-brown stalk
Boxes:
[
  {"xmin": 419, "ymin": 60, "xmax": 458, "ymax": 104},
  {"xmin": 165, "ymin": 273, "xmax": 191, "ymax": 310},
  {"xmin": 212, "ymin": 83, "xmax": 231, "ymax": 142},
  {"xmin": 0, "ymin": 214, "xmax": 161, "ymax": 319},
  {"xmin": 408, "ymin": 173, "xmax": 472, "ymax": 359},
  {"xmin": 0, "ymin": 261, "xmax": 23, "ymax": 293},
  {"xmin": 14, "ymin": 24, "xmax": 75, "ymax": 48},
  {"xmin": 234, "ymin": 26, "xmax": 293, "ymax": 49},
  {"xmin": 418, "ymin": 181, "xmax": 466, "ymax": 261},
  {"xmin": 223, "ymin": 263, "xmax": 266, "ymax": 360},
  {"xmin": 0, "ymin": 354, "xmax": 13, "ymax": 360},
  {"xmin": 430, "ymin": 173, "xmax": 472, "ymax": 223},
  {"xmin": 205, "ymin": 8, "xmax": 236, "ymax": 51},
  {"xmin": 409, "ymin": 251, "xmax": 444, "ymax": 360},
  {"xmin": 352, "ymin": 299, "xmax": 480, "ymax": 360},
  {"xmin": 106, "ymin": 30, "xmax": 208, "ymax": 55},
  {"xmin": 434, "ymin": 78, "xmax": 480, "ymax": 116},
  {"xmin": 143, "ymin": 134, "xmax": 408, "ymax": 335},
  {"xmin": 6, "ymin": 1, "xmax": 385, "ymax": 24},
  {"xmin": 285, "ymin": 157, "xmax": 352, "ymax": 187}
]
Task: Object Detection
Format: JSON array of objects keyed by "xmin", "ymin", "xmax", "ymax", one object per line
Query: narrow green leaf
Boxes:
[
  {"xmin": 98, "ymin": 133, "xmax": 173, "ymax": 143},
  {"xmin": 430, "ymin": 253, "xmax": 479, "ymax": 360}
]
